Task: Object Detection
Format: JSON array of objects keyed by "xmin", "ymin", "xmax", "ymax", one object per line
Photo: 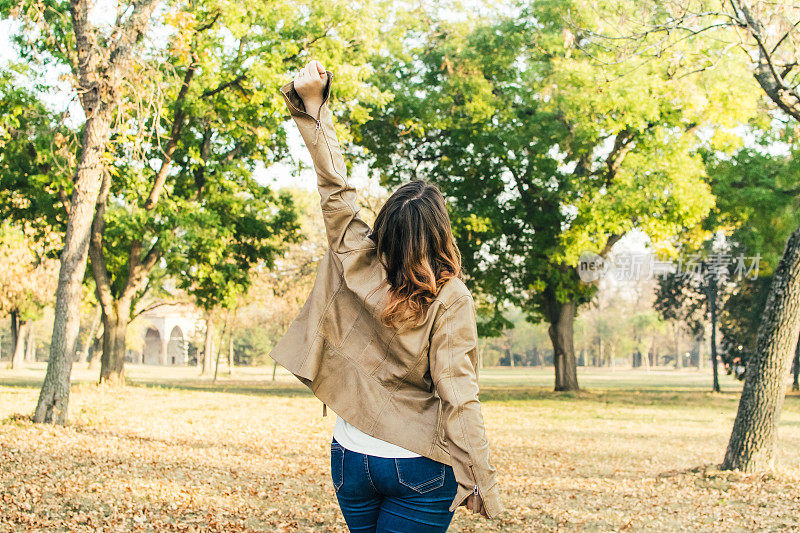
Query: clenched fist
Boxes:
[{"xmin": 293, "ymin": 60, "xmax": 327, "ymax": 118}]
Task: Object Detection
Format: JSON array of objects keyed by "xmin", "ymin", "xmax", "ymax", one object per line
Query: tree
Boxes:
[
  {"xmin": 357, "ymin": 1, "xmax": 755, "ymax": 390},
  {"xmin": 655, "ymin": 254, "xmax": 726, "ymax": 389},
  {"xmin": 655, "ymin": 132, "xmax": 800, "ymax": 387},
  {"xmin": 170, "ymin": 183, "xmax": 301, "ymax": 376},
  {"xmin": 587, "ymin": 0, "xmax": 800, "ymax": 475},
  {"xmin": 715, "ymin": 142, "xmax": 800, "ymax": 470},
  {"xmin": 723, "ymin": 228, "xmax": 800, "ymax": 471},
  {"xmin": 629, "ymin": 311, "xmax": 663, "ymax": 371},
  {"xmin": 237, "ymin": 189, "xmax": 328, "ymax": 369},
  {"xmin": 0, "ymin": 69, "xmax": 72, "ymax": 244},
  {"xmin": 720, "ymin": 275, "xmax": 772, "ymax": 379},
  {"xmin": 4, "ymin": 0, "xmax": 162, "ymax": 424},
  {"xmin": 708, "ymin": 145, "xmax": 800, "ymax": 381},
  {"xmin": 86, "ymin": 0, "xmax": 391, "ymax": 384},
  {"xmin": 3, "ymin": 0, "xmax": 395, "ymax": 419},
  {"xmin": 0, "ymin": 224, "xmax": 57, "ymax": 368},
  {"xmin": 0, "ymin": 72, "xmax": 63, "ymax": 368}
]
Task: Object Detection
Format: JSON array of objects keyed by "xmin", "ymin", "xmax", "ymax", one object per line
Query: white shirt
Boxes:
[{"xmin": 333, "ymin": 416, "xmax": 421, "ymax": 458}]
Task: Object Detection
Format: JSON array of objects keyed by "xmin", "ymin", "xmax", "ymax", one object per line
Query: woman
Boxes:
[{"xmin": 271, "ymin": 60, "xmax": 503, "ymax": 532}]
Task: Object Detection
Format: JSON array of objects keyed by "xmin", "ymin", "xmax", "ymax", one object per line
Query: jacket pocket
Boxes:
[
  {"xmin": 331, "ymin": 441, "xmax": 345, "ymax": 492},
  {"xmin": 395, "ymin": 457, "xmax": 445, "ymax": 494}
]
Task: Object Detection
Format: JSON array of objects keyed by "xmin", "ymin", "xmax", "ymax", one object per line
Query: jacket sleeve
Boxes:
[
  {"xmin": 429, "ymin": 294, "xmax": 503, "ymax": 518},
  {"xmin": 279, "ymin": 71, "xmax": 373, "ymax": 254}
]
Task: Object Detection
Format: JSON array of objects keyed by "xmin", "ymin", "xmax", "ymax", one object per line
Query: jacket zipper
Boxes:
[
  {"xmin": 469, "ymin": 464, "xmax": 479, "ymax": 496},
  {"xmin": 294, "ymin": 108, "xmax": 323, "ymax": 145},
  {"xmin": 288, "ymin": 72, "xmax": 332, "ymax": 146}
]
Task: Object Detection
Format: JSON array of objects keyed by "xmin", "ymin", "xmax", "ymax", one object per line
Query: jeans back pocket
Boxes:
[
  {"xmin": 331, "ymin": 441, "xmax": 344, "ymax": 492},
  {"xmin": 395, "ymin": 457, "xmax": 445, "ymax": 494}
]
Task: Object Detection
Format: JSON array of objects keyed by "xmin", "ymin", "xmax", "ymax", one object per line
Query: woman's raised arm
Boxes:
[{"xmin": 279, "ymin": 61, "xmax": 372, "ymax": 254}]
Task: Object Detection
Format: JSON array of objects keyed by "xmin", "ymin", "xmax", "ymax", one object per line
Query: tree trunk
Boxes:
[
  {"xmin": 32, "ymin": 0, "xmax": 160, "ymax": 424},
  {"xmin": 202, "ymin": 313, "xmax": 214, "ymax": 376},
  {"xmin": 793, "ymin": 340, "xmax": 799, "ymax": 393},
  {"xmin": 697, "ymin": 335, "xmax": 705, "ymax": 370},
  {"xmin": 674, "ymin": 324, "xmax": 682, "ymax": 369},
  {"xmin": 88, "ymin": 330, "xmax": 102, "ymax": 370},
  {"xmin": 25, "ymin": 324, "xmax": 35, "ymax": 363},
  {"xmin": 545, "ymin": 297, "xmax": 579, "ymax": 391},
  {"xmin": 711, "ymin": 295, "xmax": 720, "ymax": 393},
  {"xmin": 722, "ymin": 228, "xmax": 800, "ymax": 472},
  {"xmin": 213, "ymin": 320, "xmax": 229, "ymax": 383},
  {"xmin": 80, "ymin": 307, "xmax": 102, "ymax": 364},
  {"xmin": 707, "ymin": 276, "xmax": 721, "ymax": 392},
  {"xmin": 11, "ymin": 318, "xmax": 26, "ymax": 370},
  {"xmin": 99, "ymin": 302, "xmax": 130, "ymax": 385},
  {"xmin": 598, "ymin": 338, "xmax": 603, "ymax": 368},
  {"xmin": 89, "ymin": 169, "xmax": 137, "ymax": 385},
  {"xmin": 610, "ymin": 343, "xmax": 616, "ymax": 372},
  {"xmin": 227, "ymin": 331, "xmax": 234, "ymax": 376},
  {"xmin": 10, "ymin": 311, "xmax": 19, "ymax": 364},
  {"xmin": 33, "ymin": 110, "xmax": 112, "ymax": 424},
  {"xmin": 213, "ymin": 338, "xmax": 223, "ymax": 382}
]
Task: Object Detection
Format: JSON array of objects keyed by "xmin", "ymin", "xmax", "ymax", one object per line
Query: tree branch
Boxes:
[
  {"xmin": 58, "ymin": 186, "xmax": 71, "ymax": 215},
  {"xmin": 771, "ymin": 19, "xmax": 800, "ymax": 55},
  {"xmin": 144, "ymin": 61, "xmax": 198, "ymax": 210},
  {"xmin": 108, "ymin": 0, "xmax": 160, "ymax": 71},
  {"xmin": 201, "ymin": 73, "xmax": 246, "ymax": 98},
  {"xmin": 131, "ymin": 297, "xmax": 192, "ymax": 321},
  {"xmin": 121, "ymin": 237, "xmax": 161, "ymax": 302},
  {"xmin": 733, "ymin": 0, "xmax": 800, "ymax": 121},
  {"xmin": 604, "ymin": 128, "xmax": 636, "ymax": 180},
  {"xmin": 599, "ymin": 233, "xmax": 624, "ymax": 257},
  {"xmin": 88, "ymin": 170, "xmax": 115, "ymax": 315}
]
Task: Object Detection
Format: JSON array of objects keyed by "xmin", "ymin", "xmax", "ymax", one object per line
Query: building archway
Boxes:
[
  {"xmin": 168, "ymin": 326, "xmax": 185, "ymax": 365},
  {"xmin": 143, "ymin": 327, "xmax": 164, "ymax": 365}
]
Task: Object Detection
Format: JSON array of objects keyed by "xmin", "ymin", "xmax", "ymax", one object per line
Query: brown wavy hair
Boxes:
[{"xmin": 369, "ymin": 180, "xmax": 462, "ymax": 329}]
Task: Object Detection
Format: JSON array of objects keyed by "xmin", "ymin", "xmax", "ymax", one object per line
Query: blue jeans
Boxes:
[{"xmin": 331, "ymin": 438, "xmax": 458, "ymax": 532}]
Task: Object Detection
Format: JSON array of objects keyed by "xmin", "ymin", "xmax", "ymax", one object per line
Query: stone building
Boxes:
[{"xmin": 137, "ymin": 304, "xmax": 200, "ymax": 365}]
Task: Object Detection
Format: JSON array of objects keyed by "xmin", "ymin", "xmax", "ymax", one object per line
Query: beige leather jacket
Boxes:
[{"xmin": 271, "ymin": 71, "xmax": 503, "ymax": 518}]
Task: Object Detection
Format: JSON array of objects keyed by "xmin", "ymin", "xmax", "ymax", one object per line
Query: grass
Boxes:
[{"xmin": 1, "ymin": 364, "xmax": 799, "ymax": 532}]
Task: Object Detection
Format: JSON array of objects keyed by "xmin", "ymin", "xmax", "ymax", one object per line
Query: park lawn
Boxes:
[{"xmin": 1, "ymin": 365, "xmax": 799, "ymax": 532}]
